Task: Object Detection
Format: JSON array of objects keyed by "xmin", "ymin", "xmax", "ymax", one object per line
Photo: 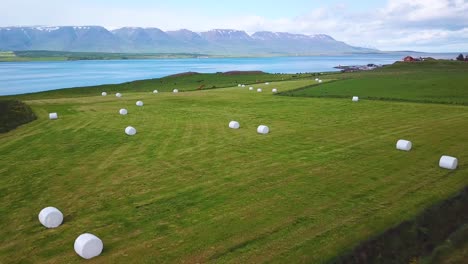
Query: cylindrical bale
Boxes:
[
  {"xmin": 125, "ymin": 126, "xmax": 137, "ymax": 136},
  {"xmin": 265, "ymin": 82, "xmax": 270, "ymax": 85},
  {"xmin": 257, "ymin": 125, "xmax": 269, "ymax": 134},
  {"xmin": 173, "ymin": 89, "xmax": 179, "ymax": 93},
  {"xmin": 396, "ymin": 139, "xmax": 412, "ymax": 151},
  {"xmin": 101, "ymin": 92, "xmax": 107, "ymax": 96},
  {"xmin": 38, "ymin": 207, "xmax": 63, "ymax": 228},
  {"xmin": 352, "ymin": 96, "xmax": 359, "ymax": 102},
  {"xmin": 439, "ymin": 155, "xmax": 458, "ymax": 170},
  {"xmin": 153, "ymin": 90, "xmax": 158, "ymax": 94},
  {"xmin": 315, "ymin": 78, "xmax": 319, "ymax": 81},
  {"xmin": 238, "ymin": 84, "xmax": 242, "ymax": 87},
  {"xmin": 119, "ymin": 109, "xmax": 128, "ymax": 115},
  {"xmin": 116, "ymin": 93, "xmax": 122, "ymax": 98},
  {"xmin": 272, "ymin": 88, "xmax": 278, "ymax": 93},
  {"xmin": 74, "ymin": 233, "xmax": 103, "ymax": 259},
  {"xmin": 249, "ymin": 87, "xmax": 254, "ymax": 91},
  {"xmin": 241, "ymin": 85, "xmax": 245, "ymax": 87},
  {"xmin": 257, "ymin": 88, "xmax": 262, "ymax": 92},
  {"xmin": 229, "ymin": 121, "xmax": 240, "ymax": 129},
  {"xmin": 49, "ymin": 113, "xmax": 58, "ymax": 120},
  {"xmin": 318, "ymin": 80, "xmax": 323, "ymax": 83},
  {"xmin": 136, "ymin": 101, "xmax": 144, "ymax": 107}
]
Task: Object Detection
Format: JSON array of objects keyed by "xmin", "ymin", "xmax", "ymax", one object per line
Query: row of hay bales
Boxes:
[{"xmin": 38, "ymin": 207, "xmax": 103, "ymax": 259}]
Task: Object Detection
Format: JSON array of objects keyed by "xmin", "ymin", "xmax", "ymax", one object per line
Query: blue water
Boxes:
[{"xmin": 0, "ymin": 53, "xmax": 455, "ymax": 95}]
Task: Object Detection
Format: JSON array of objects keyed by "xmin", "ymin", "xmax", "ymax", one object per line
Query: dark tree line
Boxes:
[{"xmin": 456, "ymin": 53, "xmax": 468, "ymax": 61}]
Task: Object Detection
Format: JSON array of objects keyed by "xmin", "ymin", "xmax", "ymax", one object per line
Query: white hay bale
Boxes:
[
  {"xmin": 439, "ymin": 155, "xmax": 458, "ymax": 170},
  {"xmin": 116, "ymin": 93, "xmax": 122, "ymax": 98},
  {"xmin": 49, "ymin": 113, "xmax": 58, "ymax": 120},
  {"xmin": 318, "ymin": 80, "xmax": 323, "ymax": 83},
  {"xmin": 241, "ymin": 84, "xmax": 245, "ymax": 87},
  {"xmin": 238, "ymin": 84, "xmax": 242, "ymax": 87},
  {"xmin": 249, "ymin": 87, "xmax": 254, "ymax": 91},
  {"xmin": 352, "ymin": 96, "xmax": 359, "ymax": 102},
  {"xmin": 136, "ymin": 101, "xmax": 144, "ymax": 107},
  {"xmin": 257, "ymin": 88, "xmax": 262, "ymax": 92},
  {"xmin": 38, "ymin": 207, "xmax": 63, "ymax": 228},
  {"xmin": 265, "ymin": 82, "xmax": 270, "ymax": 85},
  {"xmin": 396, "ymin": 139, "xmax": 412, "ymax": 151},
  {"xmin": 101, "ymin": 92, "xmax": 107, "ymax": 96},
  {"xmin": 272, "ymin": 88, "xmax": 278, "ymax": 93},
  {"xmin": 153, "ymin": 90, "xmax": 158, "ymax": 94},
  {"xmin": 74, "ymin": 233, "xmax": 103, "ymax": 259},
  {"xmin": 315, "ymin": 78, "xmax": 319, "ymax": 81},
  {"xmin": 257, "ymin": 125, "xmax": 269, "ymax": 134},
  {"xmin": 125, "ymin": 126, "xmax": 136, "ymax": 136},
  {"xmin": 173, "ymin": 89, "xmax": 179, "ymax": 93},
  {"xmin": 229, "ymin": 121, "xmax": 240, "ymax": 129},
  {"xmin": 119, "ymin": 109, "xmax": 128, "ymax": 115}
]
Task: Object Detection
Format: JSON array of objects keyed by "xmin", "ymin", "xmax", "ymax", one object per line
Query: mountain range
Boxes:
[{"xmin": 0, "ymin": 26, "xmax": 376, "ymax": 55}]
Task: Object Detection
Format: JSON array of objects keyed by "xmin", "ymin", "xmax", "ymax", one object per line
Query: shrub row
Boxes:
[{"xmin": 0, "ymin": 100, "xmax": 37, "ymax": 133}]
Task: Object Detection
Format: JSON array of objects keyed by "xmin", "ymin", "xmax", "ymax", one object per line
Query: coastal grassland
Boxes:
[
  {"xmin": 0, "ymin": 50, "xmax": 215, "ymax": 62},
  {"xmin": 281, "ymin": 60, "xmax": 468, "ymax": 105},
  {"xmin": 0, "ymin": 73, "xmax": 467, "ymax": 263},
  {"xmin": 6, "ymin": 72, "xmax": 314, "ymax": 100}
]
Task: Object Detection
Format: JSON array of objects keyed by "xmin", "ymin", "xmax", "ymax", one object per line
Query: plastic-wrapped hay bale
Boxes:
[
  {"xmin": 242, "ymin": 84, "xmax": 245, "ymax": 87},
  {"xmin": 173, "ymin": 89, "xmax": 179, "ymax": 93},
  {"xmin": 249, "ymin": 87, "xmax": 254, "ymax": 91},
  {"xmin": 396, "ymin": 139, "xmax": 412, "ymax": 151},
  {"xmin": 153, "ymin": 90, "xmax": 158, "ymax": 94},
  {"xmin": 125, "ymin": 126, "xmax": 136, "ymax": 136},
  {"xmin": 265, "ymin": 82, "xmax": 270, "ymax": 85},
  {"xmin": 101, "ymin": 92, "xmax": 107, "ymax": 96},
  {"xmin": 74, "ymin": 233, "xmax": 103, "ymax": 259},
  {"xmin": 229, "ymin": 121, "xmax": 240, "ymax": 129},
  {"xmin": 257, "ymin": 88, "xmax": 262, "ymax": 92},
  {"xmin": 49, "ymin": 113, "xmax": 58, "ymax": 120},
  {"xmin": 116, "ymin": 93, "xmax": 122, "ymax": 98},
  {"xmin": 136, "ymin": 101, "xmax": 144, "ymax": 107},
  {"xmin": 352, "ymin": 96, "xmax": 359, "ymax": 102},
  {"xmin": 38, "ymin": 207, "xmax": 63, "ymax": 228},
  {"xmin": 439, "ymin": 155, "xmax": 458, "ymax": 170},
  {"xmin": 257, "ymin": 125, "xmax": 269, "ymax": 134},
  {"xmin": 315, "ymin": 78, "xmax": 319, "ymax": 81},
  {"xmin": 119, "ymin": 109, "xmax": 128, "ymax": 115},
  {"xmin": 318, "ymin": 80, "xmax": 323, "ymax": 83},
  {"xmin": 272, "ymin": 88, "xmax": 278, "ymax": 93},
  {"xmin": 238, "ymin": 84, "xmax": 242, "ymax": 87}
]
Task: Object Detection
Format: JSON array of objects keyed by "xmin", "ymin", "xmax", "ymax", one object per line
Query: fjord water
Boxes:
[{"xmin": 0, "ymin": 54, "xmax": 450, "ymax": 95}]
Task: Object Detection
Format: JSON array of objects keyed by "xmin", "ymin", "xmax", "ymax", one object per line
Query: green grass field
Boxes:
[
  {"xmin": 0, "ymin": 61, "xmax": 467, "ymax": 263},
  {"xmin": 282, "ymin": 60, "xmax": 468, "ymax": 105}
]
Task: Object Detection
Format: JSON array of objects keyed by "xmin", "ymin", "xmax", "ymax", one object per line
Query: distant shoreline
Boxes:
[{"xmin": 1, "ymin": 50, "xmax": 457, "ymax": 63}]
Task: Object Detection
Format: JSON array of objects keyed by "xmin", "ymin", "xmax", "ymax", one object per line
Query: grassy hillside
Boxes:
[
  {"xmin": 6, "ymin": 71, "xmax": 313, "ymax": 100},
  {"xmin": 281, "ymin": 60, "xmax": 468, "ymax": 105},
  {"xmin": 0, "ymin": 61, "xmax": 467, "ymax": 263}
]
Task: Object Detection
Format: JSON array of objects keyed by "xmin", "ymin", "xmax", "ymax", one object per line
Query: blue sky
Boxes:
[{"xmin": 1, "ymin": 0, "xmax": 467, "ymax": 52}]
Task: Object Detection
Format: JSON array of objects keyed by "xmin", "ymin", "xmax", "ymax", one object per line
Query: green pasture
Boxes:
[
  {"xmin": 283, "ymin": 60, "xmax": 468, "ymax": 105},
  {"xmin": 0, "ymin": 61, "xmax": 467, "ymax": 263}
]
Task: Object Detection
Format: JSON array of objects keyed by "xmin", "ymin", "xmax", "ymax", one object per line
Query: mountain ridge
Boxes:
[{"xmin": 0, "ymin": 26, "xmax": 377, "ymax": 55}]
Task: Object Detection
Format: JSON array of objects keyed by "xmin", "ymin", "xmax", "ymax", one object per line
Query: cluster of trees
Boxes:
[{"xmin": 456, "ymin": 53, "xmax": 468, "ymax": 61}]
